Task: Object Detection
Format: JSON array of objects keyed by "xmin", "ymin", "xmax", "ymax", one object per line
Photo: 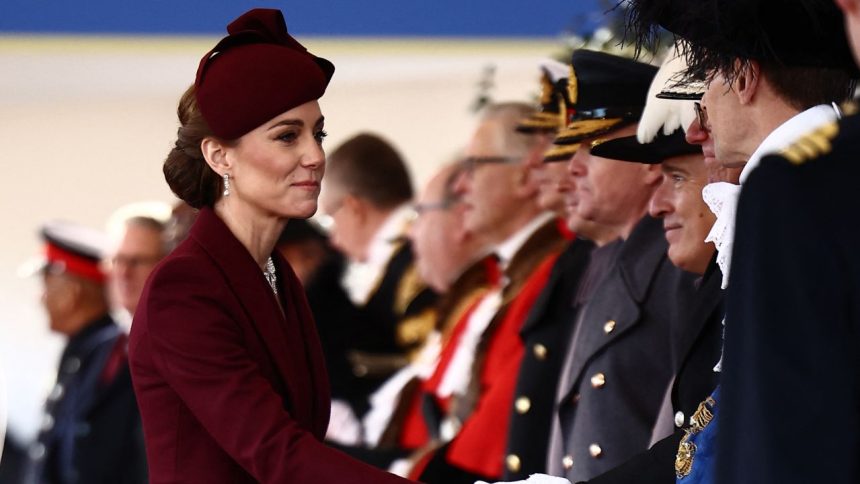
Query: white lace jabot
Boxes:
[
  {"xmin": 702, "ymin": 183, "xmax": 741, "ymax": 288},
  {"xmin": 701, "ymin": 104, "xmax": 840, "ymax": 289}
]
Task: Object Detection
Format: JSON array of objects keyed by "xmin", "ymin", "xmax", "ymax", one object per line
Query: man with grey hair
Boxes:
[
  {"xmin": 417, "ymin": 102, "xmax": 567, "ymax": 483},
  {"xmin": 110, "ymin": 216, "xmax": 168, "ymax": 316}
]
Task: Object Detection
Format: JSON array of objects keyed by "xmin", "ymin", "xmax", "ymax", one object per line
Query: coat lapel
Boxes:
[
  {"xmin": 189, "ymin": 208, "xmax": 317, "ymax": 431},
  {"xmin": 676, "ymin": 257, "xmax": 723, "ymax": 369},
  {"xmin": 562, "ymin": 216, "xmax": 668, "ymax": 398}
]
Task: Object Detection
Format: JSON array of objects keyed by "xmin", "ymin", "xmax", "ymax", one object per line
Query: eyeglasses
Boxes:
[
  {"xmin": 410, "ymin": 199, "xmax": 457, "ymax": 218},
  {"xmin": 461, "ymin": 155, "xmax": 522, "ymax": 173},
  {"xmin": 694, "ymin": 102, "xmax": 709, "ymax": 132}
]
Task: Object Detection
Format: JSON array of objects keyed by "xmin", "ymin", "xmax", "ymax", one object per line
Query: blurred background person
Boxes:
[
  {"xmin": 108, "ymin": 215, "xmax": 168, "ymax": 318},
  {"xmin": 321, "ymin": 132, "xmax": 438, "ymax": 418},
  {"xmin": 25, "ymin": 221, "xmax": 146, "ymax": 484},
  {"xmin": 501, "ymin": 62, "xmax": 596, "ymax": 480},
  {"xmin": 416, "ymin": 102, "xmax": 568, "ymax": 483},
  {"xmin": 327, "ymin": 162, "xmax": 496, "ymax": 471}
]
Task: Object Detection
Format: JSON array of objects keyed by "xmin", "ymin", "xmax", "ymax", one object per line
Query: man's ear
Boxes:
[
  {"xmin": 642, "ymin": 162, "xmax": 663, "ymax": 186},
  {"xmin": 734, "ymin": 60, "xmax": 761, "ymax": 105},
  {"xmin": 342, "ymin": 194, "xmax": 366, "ymax": 221},
  {"xmin": 514, "ymin": 146, "xmax": 544, "ymax": 197},
  {"xmin": 200, "ymin": 136, "xmax": 232, "ymax": 176}
]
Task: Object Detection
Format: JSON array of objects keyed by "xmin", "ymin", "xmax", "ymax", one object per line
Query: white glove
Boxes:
[{"xmin": 476, "ymin": 474, "xmax": 572, "ymax": 484}]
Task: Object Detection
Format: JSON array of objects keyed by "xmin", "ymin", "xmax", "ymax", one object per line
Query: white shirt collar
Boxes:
[
  {"xmin": 495, "ymin": 212, "xmax": 556, "ymax": 270},
  {"xmin": 341, "ymin": 204, "xmax": 414, "ymax": 305}
]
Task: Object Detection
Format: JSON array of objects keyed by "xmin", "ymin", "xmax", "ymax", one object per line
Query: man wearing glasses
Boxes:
[
  {"xmin": 108, "ymin": 215, "xmax": 168, "ymax": 319},
  {"xmin": 415, "ymin": 102, "xmax": 568, "ymax": 483},
  {"xmin": 622, "ymin": 0, "xmax": 859, "ymax": 482}
]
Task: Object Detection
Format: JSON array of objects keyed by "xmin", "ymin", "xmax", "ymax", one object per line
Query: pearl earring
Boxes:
[{"xmin": 223, "ymin": 173, "xmax": 231, "ymax": 197}]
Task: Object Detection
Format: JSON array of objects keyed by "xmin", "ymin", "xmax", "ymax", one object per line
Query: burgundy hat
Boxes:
[{"xmin": 195, "ymin": 9, "xmax": 335, "ymax": 140}]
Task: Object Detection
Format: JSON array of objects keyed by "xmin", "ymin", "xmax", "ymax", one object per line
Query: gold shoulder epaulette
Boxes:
[{"xmin": 779, "ymin": 121, "xmax": 839, "ymax": 165}]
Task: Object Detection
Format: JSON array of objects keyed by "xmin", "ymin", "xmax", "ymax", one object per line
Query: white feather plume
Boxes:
[{"xmin": 636, "ymin": 47, "xmax": 698, "ymax": 143}]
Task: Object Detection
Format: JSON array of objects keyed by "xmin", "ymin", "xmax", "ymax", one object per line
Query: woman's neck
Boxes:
[{"xmin": 213, "ymin": 200, "xmax": 286, "ymax": 269}]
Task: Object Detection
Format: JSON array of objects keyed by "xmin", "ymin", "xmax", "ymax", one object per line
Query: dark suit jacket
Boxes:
[
  {"xmin": 555, "ymin": 216, "xmax": 695, "ymax": 482},
  {"xmin": 29, "ymin": 316, "xmax": 147, "ymax": 484},
  {"xmin": 584, "ymin": 257, "xmax": 724, "ymax": 484},
  {"xmin": 503, "ymin": 237, "xmax": 595, "ymax": 480},
  {"xmin": 129, "ymin": 207, "xmax": 411, "ymax": 484},
  {"xmin": 716, "ymin": 113, "xmax": 860, "ymax": 484}
]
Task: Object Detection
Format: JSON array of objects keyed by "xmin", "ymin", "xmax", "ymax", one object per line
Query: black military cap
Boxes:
[
  {"xmin": 626, "ymin": 0, "xmax": 858, "ymax": 83},
  {"xmin": 554, "ymin": 49, "xmax": 658, "ymax": 145},
  {"xmin": 590, "ymin": 128, "xmax": 701, "ymax": 164}
]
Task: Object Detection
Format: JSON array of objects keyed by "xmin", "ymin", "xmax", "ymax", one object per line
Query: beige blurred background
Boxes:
[{"xmin": 0, "ymin": 35, "xmax": 561, "ymax": 442}]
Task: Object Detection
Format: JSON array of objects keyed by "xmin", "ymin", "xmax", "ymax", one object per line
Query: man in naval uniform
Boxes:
[
  {"xmin": 26, "ymin": 221, "xmax": 146, "ymax": 484},
  {"xmin": 546, "ymin": 49, "xmax": 698, "ymax": 483}
]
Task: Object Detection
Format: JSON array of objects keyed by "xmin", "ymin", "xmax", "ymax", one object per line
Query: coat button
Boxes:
[
  {"xmin": 40, "ymin": 414, "xmax": 54, "ymax": 432},
  {"xmin": 571, "ymin": 393, "xmax": 581, "ymax": 405},
  {"xmin": 506, "ymin": 454, "xmax": 521, "ymax": 473},
  {"xmin": 515, "ymin": 396, "xmax": 531, "ymax": 414},
  {"xmin": 533, "ymin": 343, "xmax": 548, "ymax": 360},
  {"xmin": 64, "ymin": 357, "xmax": 81, "ymax": 374},
  {"xmin": 562, "ymin": 455, "xmax": 574, "ymax": 470},
  {"xmin": 603, "ymin": 320, "xmax": 616, "ymax": 334},
  {"xmin": 28, "ymin": 443, "xmax": 46, "ymax": 460},
  {"xmin": 589, "ymin": 443, "xmax": 603, "ymax": 458},
  {"xmin": 675, "ymin": 411, "xmax": 686, "ymax": 427},
  {"xmin": 47, "ymin": 384, "xmax": 64, "ymax": 402},
  {"xmin": 590, "ymin": 372, "xmax": 606, "ymax": 388}
]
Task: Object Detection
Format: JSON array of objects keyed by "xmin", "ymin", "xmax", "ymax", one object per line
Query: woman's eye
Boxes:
[
  {"xmin": 277, "ymin": 132, "xmax": 298, "ymax": 143},
  {"xmin": 315, "ymin": 129, "xmax": 328, "ymax": 144}
]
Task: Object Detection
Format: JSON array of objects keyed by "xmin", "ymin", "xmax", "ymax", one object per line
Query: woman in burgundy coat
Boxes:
[{"xmin": 128, "ymin": 8, "xmax": 414, "ymax": 483}]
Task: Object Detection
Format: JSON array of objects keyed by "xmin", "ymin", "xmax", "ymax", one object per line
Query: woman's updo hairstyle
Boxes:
[
  {"xmin": 163, "ymin": 86, "xmax": 220, "ymax": 209},
  {"xmin": 162, "ymin": 8, "xmax": 335, "ymax": 208}
]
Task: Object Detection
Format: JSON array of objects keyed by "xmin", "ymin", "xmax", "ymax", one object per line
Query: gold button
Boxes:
[
  {"xmin": 591, "ymin": 372, "xmax": 606, "ymax": 388},
  {"xmin": 506, "ymin": 454, "xmax": 521, "ymax": 473},
  {"xmin": 533, "ymin": 343, "xmax": 548, "ymax": 360},
  {"xmin": 515, "ymin": 396, "xmax": 531, "ymax": 414},
  {"xmin": 562, "ymin": 455, "xmax": 574, "ymax": 470},
  {"xmin": 603, "ymin": 320, "xmax": 616, "ymax": 334},
  {"xmin": 589, "ymin": 443, "xmax": 603, "ymax": 458}
]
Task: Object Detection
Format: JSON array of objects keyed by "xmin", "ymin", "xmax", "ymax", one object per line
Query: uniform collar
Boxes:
[
  {"xmin": 741, "ymin": 104, "xmax": 840, "ymax": 183},
  {"xmin": 495, "ymin": 212, "xmax": 555, "ymax": 270}
]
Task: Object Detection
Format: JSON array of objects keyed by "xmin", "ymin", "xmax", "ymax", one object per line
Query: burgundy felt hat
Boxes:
[{"xmin": 195, "ymin": 9, "xmax": 335, "ymax": 140}]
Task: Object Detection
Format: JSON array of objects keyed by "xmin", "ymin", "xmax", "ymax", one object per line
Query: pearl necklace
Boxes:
[{"xmin": 263, "ymin": 257, "xmax": 277, "ymax": 294}]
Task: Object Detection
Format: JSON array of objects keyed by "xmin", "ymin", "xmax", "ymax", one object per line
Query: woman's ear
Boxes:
[{"xmin": 200, "ymin": 136, "xmax": 231, "ymax": 176}]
